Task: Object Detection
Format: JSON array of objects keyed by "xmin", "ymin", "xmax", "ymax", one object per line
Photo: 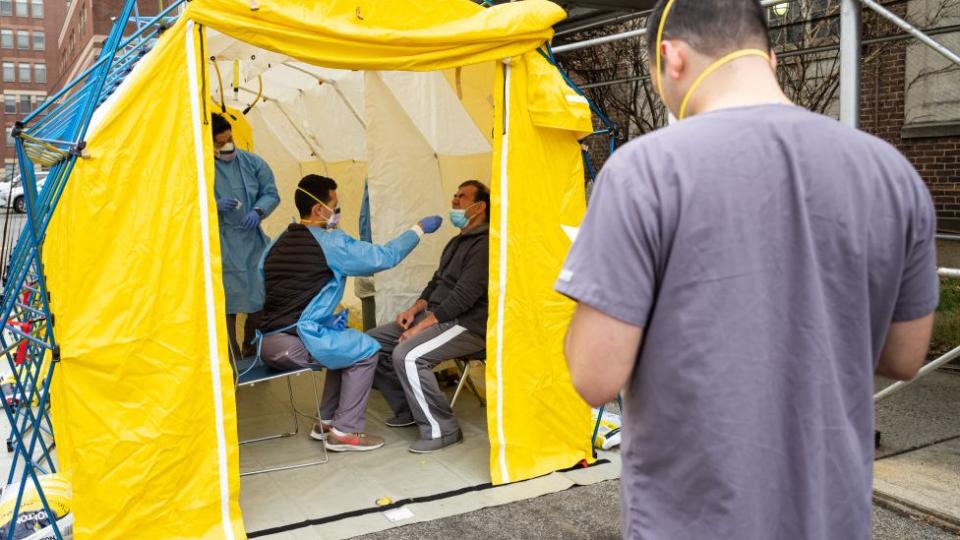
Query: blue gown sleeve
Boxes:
[
  {"xmin": 252, "ymin": 156, "xmax": 280, "ymax": 216},
  {"xmin": 317, "ymin": 229, "xmax": 420, "ymax": 277}
]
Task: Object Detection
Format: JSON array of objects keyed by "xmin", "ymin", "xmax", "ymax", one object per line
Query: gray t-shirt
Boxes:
[{"xmin": 556, "ymin": 105, "xmax": 938, "ymax": 540}]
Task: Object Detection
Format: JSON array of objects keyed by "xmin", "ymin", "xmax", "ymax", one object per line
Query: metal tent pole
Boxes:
[
  {"xmin": 552, "ymin": 0, "xmax": 790, "ymax": 54},
  {"xmin": 859, "ymin": 0, "xmax": 960, "ymax": 66},
  {"xmin": 840, "ymin": 0, "xmax": 862, "ymax": 128}
]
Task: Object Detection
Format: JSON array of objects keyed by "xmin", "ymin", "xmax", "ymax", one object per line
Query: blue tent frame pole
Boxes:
[{"xmin": 0, "ymin": 2, "xmax": 185, "ymax": 537}]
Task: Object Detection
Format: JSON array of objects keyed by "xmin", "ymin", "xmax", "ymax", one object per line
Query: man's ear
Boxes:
[{"xmin": 664, "ymin": 41, "xmax": 687, "ymax": 82}]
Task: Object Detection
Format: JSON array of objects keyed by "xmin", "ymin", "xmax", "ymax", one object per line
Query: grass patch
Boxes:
[{"xmin": 931, "ymin": 280, "xmax": 960, "ymax": 355}]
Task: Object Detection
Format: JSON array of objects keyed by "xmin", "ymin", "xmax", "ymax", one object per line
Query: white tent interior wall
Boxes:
[{"xmin": 208, "ymin": 33, "xmax": 496, "ymax": 322}]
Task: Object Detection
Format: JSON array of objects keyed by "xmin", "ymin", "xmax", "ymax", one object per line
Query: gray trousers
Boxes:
[
  {"xmin": 260, "ymin": 333, "xmax": 376, "ymax": 433},
  {"xmin": 368, "ymin": 315, "xmax": 485, "ymax": 440}
]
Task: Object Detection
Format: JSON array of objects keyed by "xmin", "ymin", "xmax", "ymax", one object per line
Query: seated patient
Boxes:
[
  {"xmin": 369, "ymin": 180, "xmax": 489, "ymax": 454},
  {"xmin": 258, "ymin": 174, "xmax": 441, "ymax": 452}
]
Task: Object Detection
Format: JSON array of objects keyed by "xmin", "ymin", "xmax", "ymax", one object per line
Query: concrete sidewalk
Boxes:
[
  {"xmin": 874, "ymin": 370, "xmax": 960, "ymax": 531},
  {"xmin": 352, "ymin": 480, "xmax": 958, "ymax": 540},
  {"xmin": 348, "ymin": 371, "xmax": 960, "ymax": 540}
]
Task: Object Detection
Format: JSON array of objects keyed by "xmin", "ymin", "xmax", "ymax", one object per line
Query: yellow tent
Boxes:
[{"xmin": 43, "ymin": 0, "xmax": 594, "ymax": 537}]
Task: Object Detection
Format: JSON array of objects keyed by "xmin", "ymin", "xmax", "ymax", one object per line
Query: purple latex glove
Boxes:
[{"xmin": 240, "ymin": 209, "xmax": 261, "ymax": 230}]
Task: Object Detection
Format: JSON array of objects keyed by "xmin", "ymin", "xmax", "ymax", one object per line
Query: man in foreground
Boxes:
[{"xmin": 557, "ymin": 1, "xmax": 938, "ymax": 538}]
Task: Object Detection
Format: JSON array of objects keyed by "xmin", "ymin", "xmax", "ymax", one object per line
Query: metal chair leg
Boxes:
[
  {"xmin": 239, "ymin": 377, "xmax": 299, "ymax": 445},
  {"xmin": 450, "ymin": 360, "xmax": 485, "ymax": 408},
  {"xmin": 450, "ymin": 361, "xmax": 471, "ymax": 407},
  {"xmin": 239, "ymin": 372, "xmax": 328, "ymax": 476},
  {"xmin": 464, "ymin": 365, "xmax": 485, "ymax": 406}
]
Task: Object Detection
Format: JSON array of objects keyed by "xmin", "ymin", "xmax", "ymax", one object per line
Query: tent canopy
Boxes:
[{"xmin": 44, "ymin": 0, "xmax": 594, "ymax": 537}]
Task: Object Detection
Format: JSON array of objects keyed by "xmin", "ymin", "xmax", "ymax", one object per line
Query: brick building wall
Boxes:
[
  {"xmin": 1, "ymin": 0, "xmax": 67, "ymax": 178},
  {"xmin": 54, "ymin": 0, "xmax": 159, "ymax": 90},
  {"xmin": 576, "ymin": 2, "xmax": 960, "ymax": 228},
  {"xmin": 860, "ymin": 2, "xmax": 960, "ymax": 228}
]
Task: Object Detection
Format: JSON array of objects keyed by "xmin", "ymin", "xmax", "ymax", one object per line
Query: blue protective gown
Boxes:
[
  {"xmin": 261, "ymin": 227, "xmax": 420, "ymax": 369},
  {"xmin": 214, "ymin": 149, "xmax": 280, "ymax": 314}
]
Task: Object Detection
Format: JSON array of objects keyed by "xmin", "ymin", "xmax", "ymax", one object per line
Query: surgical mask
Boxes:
[
  {"xmin": 326, "ymin": 210, "xmax": 341, "ymax": 230},
  {"xmin": 215, "ymin": 142, "xmax": 237, "ymax": 162},
  {"xmin": 297, "ymin": 187, "xmax": 340, "ymax": 228},
  {"xmin": 655, "ymin": 0, "xmax": 770, "ymax": 120},
  {"xmin": 449, "ymin": 202, "xmax": 480, "ymax": 229}
]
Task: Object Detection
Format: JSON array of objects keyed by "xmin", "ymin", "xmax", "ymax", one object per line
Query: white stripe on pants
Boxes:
[{"xmin": 403, "ymin": 325, "xmax": 467, "ymax": 439}]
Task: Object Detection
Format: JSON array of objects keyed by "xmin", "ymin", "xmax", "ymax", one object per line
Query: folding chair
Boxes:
[
  {"xmin": 234, "ymin": 355, "xmax": 328, "ymax": 476},
  {"xmin": 449, "ymin": 352, "xmax": 486, "ymax": 408}
]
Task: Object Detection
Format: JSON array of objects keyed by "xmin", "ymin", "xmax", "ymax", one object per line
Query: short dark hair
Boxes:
[
  {"xmin": 460, "ymin": 180, "xmax": 490, "ymax": 222},
  {"xmin": 646, "ymin": 0, "xmax": 770, "ymax": 59},
  {"xmin": 296, "ymin": 174, "xmax": 337, "ymax": 218},
  {"xmin": 211, "ymin": 113, "xmax": 232, "ymax": 137}
]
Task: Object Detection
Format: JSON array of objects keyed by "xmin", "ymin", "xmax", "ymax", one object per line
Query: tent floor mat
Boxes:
[{"xmin": 237, "ymin": 368, "xmax": 621, "ymax": 539}]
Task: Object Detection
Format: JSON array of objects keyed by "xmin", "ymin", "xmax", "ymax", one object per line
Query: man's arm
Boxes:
[
  {"xmin": 252, "ymin": 156, "xmax": 280, "ymax": 216},
  {"xmin": 323, "ymin": 228, "xmax": 421, "ymax": 277},
  {"xmin": 565, "ymin": 303, "xmax": 643, "ymax": 407},
  {"xmin": 876, "ymin": 313, "xmax": 934, "ymax": 380}
]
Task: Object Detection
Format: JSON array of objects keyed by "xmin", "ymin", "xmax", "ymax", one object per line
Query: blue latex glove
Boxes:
[
  {"xmin": 418, "ymin": 215, "xmax": 443, "ymax": 234},
  {"xmin": 240, "ymin": 210, "xmax": 261, "ymax": 230},
  {"xmin": 217, "ymin": 198, "xmax": 239, "ymax": 212}
]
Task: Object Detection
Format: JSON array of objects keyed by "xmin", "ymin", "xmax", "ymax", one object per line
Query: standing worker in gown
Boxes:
[{"xmin": 211, "ymin": 112, "xmax": 280, "ymax": 361}]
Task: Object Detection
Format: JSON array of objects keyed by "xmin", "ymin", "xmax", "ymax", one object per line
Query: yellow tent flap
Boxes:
[{"xmin": 44, "ymin": 1, "xmax": 593, "ymax": 537}]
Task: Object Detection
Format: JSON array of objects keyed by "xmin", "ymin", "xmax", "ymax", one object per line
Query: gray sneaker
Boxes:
[
  {"xmin": 385, "ymin": 414, "xmax": 415, "ymax": 428},
  {"xmin": 408, "ymin": 429, "xmax": 464, "ymax": 454}
]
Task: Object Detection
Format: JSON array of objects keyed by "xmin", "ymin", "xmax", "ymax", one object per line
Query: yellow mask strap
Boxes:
[
  {"xmin": 678, "ymin": 48, "xmax": 771, "ymax": 119},
  {"xmin": 655, "ymin": 0, "xmax": 678, "ymax": 100},
  {"xmin": 297, "ymin": 187, "xmax": 335, "ymax": 217}
]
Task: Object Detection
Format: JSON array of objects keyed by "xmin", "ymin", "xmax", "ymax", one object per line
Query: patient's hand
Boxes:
[
  {"xmin": 399, "ymin": 313, "xmax": 439, "ymax": 343},
  {"xmin": 396, "ymin": 308, "xmax": 416, "ymax": 330}
]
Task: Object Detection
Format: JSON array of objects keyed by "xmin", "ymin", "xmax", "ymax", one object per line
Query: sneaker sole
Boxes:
[
  {"xmin": 324, "ymin": 441, "xmax": 384, "ymax": 452},
  {"xmin": 309, "ymin": 430, "xmax": 326, "ymax": 442},
  {"xmin": 408, "ymin": 437, "xmax": 464, "ymax": 454}
]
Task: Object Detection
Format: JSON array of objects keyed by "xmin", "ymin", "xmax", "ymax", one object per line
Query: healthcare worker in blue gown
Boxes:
[
  {"xmin": 257, "ymin": 174, "xmax": 443, "ymax": 452},
  {"xmin": 211, "ymin": 112, "xmax": 280, "ymax": 362}
]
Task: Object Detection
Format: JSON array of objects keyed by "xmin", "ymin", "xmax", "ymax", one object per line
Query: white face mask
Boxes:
[{"xmin": 215, "ymin": 142, "xmax": 237, "ymax": 162}]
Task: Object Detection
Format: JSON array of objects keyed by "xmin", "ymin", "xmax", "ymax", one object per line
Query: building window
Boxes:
[
  {"xmin": 30, "ymin": 0, "xmax": 41, "ymax": 18},
  {"xmin": 0, "ymin": 0, "xmax": 12, "ymax": 16},
  {"xmin": 33, "ymin": 63, "xmax": 45, "ymax": 84},
  {"xmin": 5, "ymin": 128, "xmax": 14, "ymax": 148},
  {"xmin": 18, "ymin": 63, "xmax": 30, "ymax": 83},
  {"xmin": 3, "ymin": 95, "xmax": 15, "ymax": 114},
  {"xmin": 19, "ymin": 95, "xmax": 30, "ymax": 114},
  {"xmin": 903, "ymin": 1, "xmax": 960, "ymax": 128},
  {"xmin": 2, "ymin": 63, "xmax": 14, "ymax": 83},
  {"xmin": 32, "ymin": 31, "xmax": 43, "ymax": 51},
  {"xmin": 16, "ymin": 30, "xmax": 29, "ymax": 49},
  {"xmin": 0, "ymin": 29, "xmax": 12, "ymax": 49},
  {"xmin": 14, "ymin": 0, "xmax": 27, "ymax": 17}
]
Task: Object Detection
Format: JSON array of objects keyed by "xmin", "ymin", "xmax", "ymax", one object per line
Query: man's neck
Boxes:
[
  {"xmin": 462, "ymin": 218, "xmax": 487, "ymax": 233},
  {"xmin": 684, "ymin": 58, "xmax": 791, "ymax": 117}
]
